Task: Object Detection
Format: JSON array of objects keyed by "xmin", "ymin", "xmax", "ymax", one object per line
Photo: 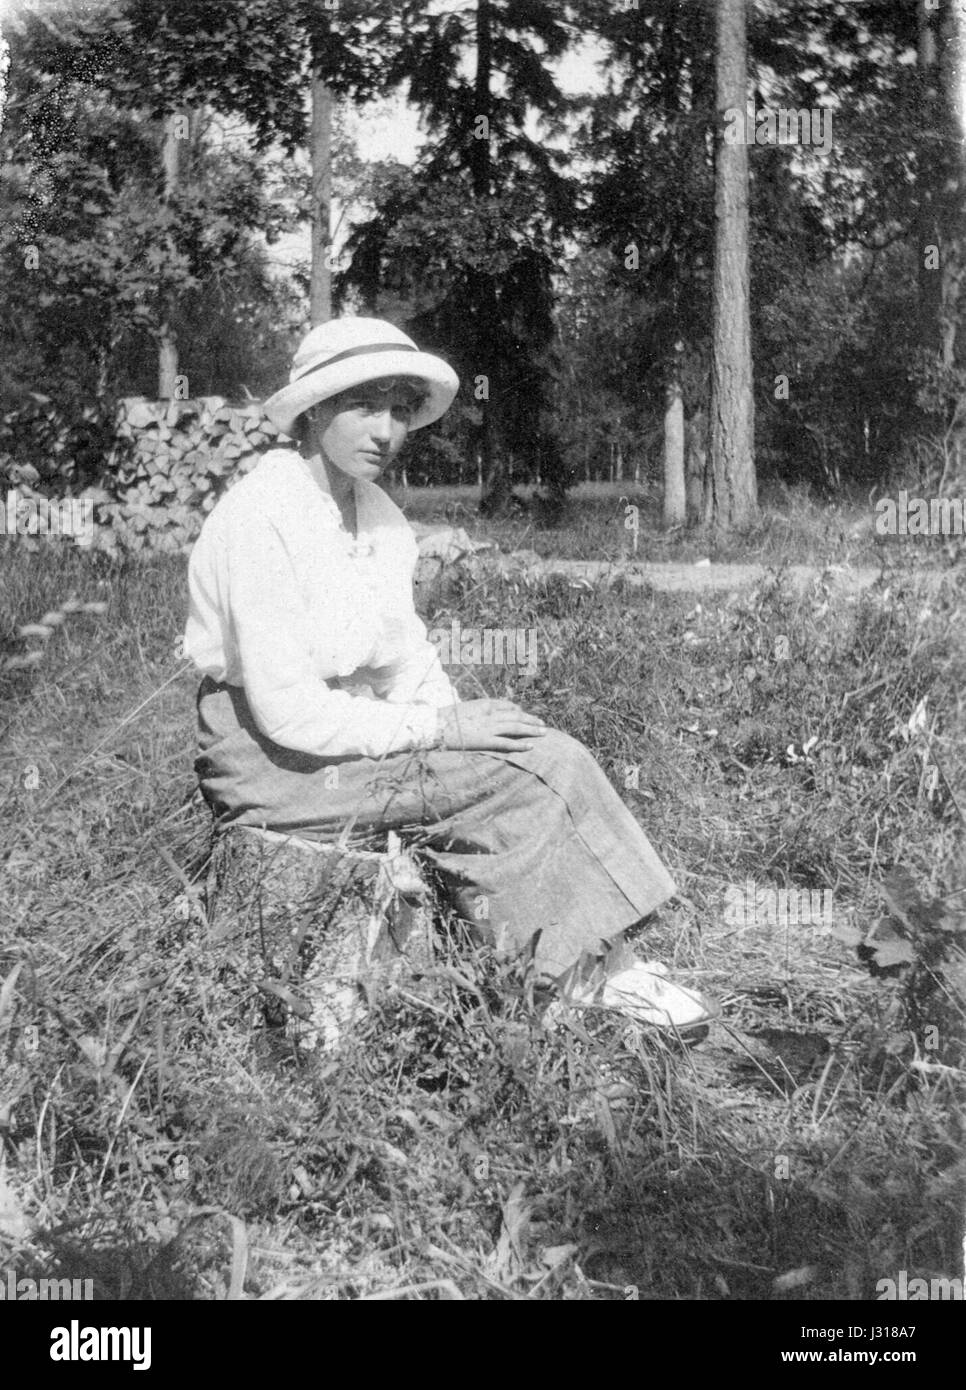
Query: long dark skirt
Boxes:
[{"xmin": 195, "ymin": 678, "xmax": 677, "ymax": 981}]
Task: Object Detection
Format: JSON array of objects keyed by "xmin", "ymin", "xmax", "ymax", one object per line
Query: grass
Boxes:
[
  {"xmin": 390, "ymin": 477, "xmax": 927, "ymax": 569},
  {"xmin": 0, "ymin": 488, "xmax": 963, "ymax": 1301}
]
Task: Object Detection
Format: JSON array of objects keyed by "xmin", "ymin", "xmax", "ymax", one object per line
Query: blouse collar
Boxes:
[{"xmin": 292, "ymin": 451, "xmax": 374, "ymax": 552}]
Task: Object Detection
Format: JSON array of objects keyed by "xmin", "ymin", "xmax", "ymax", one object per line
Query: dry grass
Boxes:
[{"xmin": 0, "ymin": 497, "xmax": 963, "ymax": 1301}]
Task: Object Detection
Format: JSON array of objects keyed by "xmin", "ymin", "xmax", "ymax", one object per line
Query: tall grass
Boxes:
[{"xmin": 0, "ymin": 502, "xmax": 962, "ymax": 1300}]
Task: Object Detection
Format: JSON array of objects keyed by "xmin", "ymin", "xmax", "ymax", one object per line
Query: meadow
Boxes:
[{"xmin": 0, "ymin": 480, "xmax": 962, "ymax": 1300}]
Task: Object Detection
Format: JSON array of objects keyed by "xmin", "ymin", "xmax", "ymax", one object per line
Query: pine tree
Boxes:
[
  {"xmin": 341, "ymin": 0, "xmax": 579, "ymax": 512},
  {"xmin": 705, "ymin": 0, "xmax": 757, "ymax": 529}
]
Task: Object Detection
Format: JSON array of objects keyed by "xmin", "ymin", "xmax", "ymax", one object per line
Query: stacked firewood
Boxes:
[{"xmin": 77, "ymin": 396, "xmax": 283, "ymax": 556}]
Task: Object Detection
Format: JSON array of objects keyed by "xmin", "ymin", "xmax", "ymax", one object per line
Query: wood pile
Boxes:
[{"xmin": 78, "ymin": 396, "xmax": 284, "ymax": 555}]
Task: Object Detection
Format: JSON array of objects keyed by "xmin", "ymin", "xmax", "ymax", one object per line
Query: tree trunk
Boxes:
[
  {"xmin": 938, "ymin": 0, "xmax": 966, "ymax": 372},
  {"xmin": 917, "ymin": 2, "xmax": 943, "ymax": 356},
  {"xmin": 704, "ymin": 0, "xmax": 757, "ymax": 530},
  {"xmin": 663, "ymin": 377, "xmax": 686, "ymax": 527},
  {"xmin": 686, "ymin": 407, "xmax": 707, "ymax": 524},
  {"xmin": 310, "ymin": 71, "xmax": 334, "ymax": 326},
  {"xmin": 206, "ymin": 826, "xmax": 434, "ymax": 1048},
  {"xmin": 474, "ymin": 0, "xmax": 510, "ymax": 514},
  {"xmin": 914, "ymin": 0, "xmax": 966, "ymax": 490},
  {"xmin": 158, "ymin": 116, "xmax": 182, "ymax": 399}
]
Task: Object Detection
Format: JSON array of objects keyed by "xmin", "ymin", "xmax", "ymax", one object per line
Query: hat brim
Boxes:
[{"xmin": 262, "ymin": 349, "xmax": 459, "ymax": 436}]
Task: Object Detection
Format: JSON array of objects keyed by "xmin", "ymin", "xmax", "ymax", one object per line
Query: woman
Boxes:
[{"xmin": 184, "ymin": 317, "xmax": 714, "ymax": 1034}]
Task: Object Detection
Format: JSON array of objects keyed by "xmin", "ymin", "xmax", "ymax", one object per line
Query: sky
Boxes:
[{"xmin": 347, "ymin": 33, "xmax": 607, "ymax": 162}]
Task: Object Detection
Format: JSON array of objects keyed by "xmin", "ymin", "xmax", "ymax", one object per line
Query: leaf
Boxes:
[
  {"xmin": 0, "ymin": 1162, "xmax": 30, "ymax": 1241},
  {"xmin": 879, "ymin": 868, "xmax": 922, "ymax": 926},
  {"xmin": 773, "ymin": 1264, "xmax": 820, "ymax": 1292},
  {"xmin": 831, "ymin": 921, "xmax": 863, "ymax": 947},
  {"xmin": 906, "ymin": 697, "xmax": 929, "ymax": 739},
  {"xmin": 539, "ymin": 1243, "xmax": 577, "ymax": 1270},
  {"xmin": 491, "ymin": 1181, "xmax": 530, "ymax": 1282},
  {"xmin": 223, "ymin": 1213, "xmax": 249, "ymax": 1302},
  {"xmin": 868, "ymin": 931, "xmax": 916, "ymax": 969},
  {"xmin": 255, "ymin": 979, "xmax": 312, "ymax": 1021},
  {"xmin": 883, "ymin": 1030, "xmax": 911, "ymax": 1056},
  {"xmin": 370, "ymin": 1139, "xmax": 408, "ymax": 1169},
  {"xmin": 0, "ymin": 963, "xmax": 23, "ymax": 1033}
]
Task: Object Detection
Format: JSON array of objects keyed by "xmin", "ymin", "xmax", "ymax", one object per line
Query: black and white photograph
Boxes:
[{"xmin": 0, "ymin": 0, "xmax": 963, "ymax": 1325}]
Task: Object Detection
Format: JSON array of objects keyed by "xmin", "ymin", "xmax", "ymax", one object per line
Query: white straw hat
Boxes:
[{"xmin": 262, "ymin": 317, "xmax": 459, "ymax": 436}]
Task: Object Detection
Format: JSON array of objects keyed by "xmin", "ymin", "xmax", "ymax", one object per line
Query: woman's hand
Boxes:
[{"xmin": 437, "ymin": 699, "xmax": 549, "ymax": 752}]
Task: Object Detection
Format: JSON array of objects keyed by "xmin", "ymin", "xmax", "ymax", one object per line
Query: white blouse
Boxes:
[{"xmin": 183, "ymin": 448, "xmax": 458, "ymax": 758}]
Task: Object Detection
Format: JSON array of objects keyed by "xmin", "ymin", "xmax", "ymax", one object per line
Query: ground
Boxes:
[{"xmin": 0, "ymin": 479, "xmax": 962, "ymax": 1300}]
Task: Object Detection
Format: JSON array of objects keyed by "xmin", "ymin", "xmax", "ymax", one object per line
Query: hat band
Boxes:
[{"xmin": 293, "ymin": 341, "xmax": 418, "ymax": 384}]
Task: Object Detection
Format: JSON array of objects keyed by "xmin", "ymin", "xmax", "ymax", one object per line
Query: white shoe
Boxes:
[{"xmin": 557, "ymin": 959, "xmax": 716, "ymax": 1034}]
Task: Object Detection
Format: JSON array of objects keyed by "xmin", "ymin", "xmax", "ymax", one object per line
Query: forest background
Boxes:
[{"xmin": 3, "ymin": 0, "xmax": 965, "ymax": 529}]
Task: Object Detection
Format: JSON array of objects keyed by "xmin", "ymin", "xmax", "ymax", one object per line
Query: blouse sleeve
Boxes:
[
  {"xmin": 369, "ymin": 607, "xmax": 460, "ymax": 708},
  {"xmin": 222, "ymin": 511, "xmax": 441, "ymax": 759}
]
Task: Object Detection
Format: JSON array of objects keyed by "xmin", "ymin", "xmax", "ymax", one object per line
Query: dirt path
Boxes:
[{"xmin": 482, "ymin": 554, "xmax": 954, "ymax": 596}]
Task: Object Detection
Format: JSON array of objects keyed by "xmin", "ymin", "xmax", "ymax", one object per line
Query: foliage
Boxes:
[
  {"xmin": 106, "ymin": 0, "xmax": 392, "ymax": 144},
  {"xmin": 1, "ymin": 0, "xmax": 959, "ymax": 499},
  {"xmin": 844, "ymin": 869, "xmax": 966, "ymax": 1024},
  {"xmin": 340, "ymin": 0, "xmax": 579, "ymax": 510},
  {"xmin": 570, "ymin": 0, "xmax": 964, "ymax": 495},
  {"xmin": 0, "ymin": 391, "xmax": 123, "ymax": 492},
  {"xmin": 0, "ymin": 1, "xmax": 303, "ymax": 427}
]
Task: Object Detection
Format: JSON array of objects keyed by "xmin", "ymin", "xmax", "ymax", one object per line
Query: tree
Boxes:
[
  {"xmin": 1, "ymin": 0, "xmax": 407, "ymax": 408},
  {"xmin": 664, "ymin": 359, "xmax": 685, "ymax": 527},
  {"xmin": 0, "ymin": 0, "xmax": 302, "ymax": 420},
  {"xmin": 341, "ymin": 0, "xmax": 579, "ymax": 513},
  {"xmin": 580, "ymin": 0, "xmax": 928, "ymax": 502},
  {"xmin": 554, "ymin": 247, "xmax": 657, "ymax": 485},
  {"xmin": 705, "ymin": 0, "xmax": 757, "ymax": 529},
  {"xmin": 309, "ymin": 73, "xmax": 333, "ymax": 325},
  {"xmin": 158, "ymin": 110, "xmax": 184, "ymax": 398},
  {"xmin": 467, "ymin": 0, "xmax": 502, "ymax": 508},
  {"xmin": 582, "ymin": 0, "xmax": 717, "ymax": 516},
  {"xmin": 910, "ymin": 0, "xmax": 966, "ymax": 489},
  {"xmin": 911, "ymin": 0, "xmax": 966, "ymax": 369},
  {"xmin": 108, "ymin": 0, "xmax": 395, "ymax": 335}
]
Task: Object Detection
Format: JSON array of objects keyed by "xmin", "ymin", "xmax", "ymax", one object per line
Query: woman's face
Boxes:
[{"xmin": 306, "ymin": 378, "xmax": 424, "ymax": 483}]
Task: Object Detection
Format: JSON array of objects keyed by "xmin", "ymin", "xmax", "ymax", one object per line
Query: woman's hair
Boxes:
[
  {"xmin": 292, "ymin": 412, "xmax": 314, "ymax": 448},
  {"xmin": 291, "ymin": 375, "xmax": 430, "ymax": 445},
  {"xmin": 367, "ymin": 375, "xmax": 430, "ymax": 408}
]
